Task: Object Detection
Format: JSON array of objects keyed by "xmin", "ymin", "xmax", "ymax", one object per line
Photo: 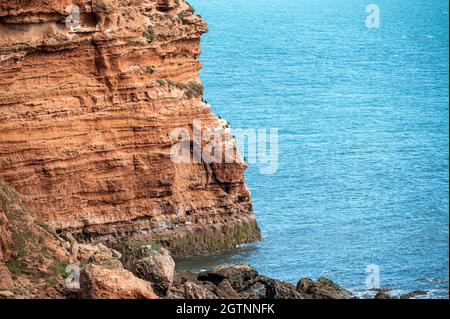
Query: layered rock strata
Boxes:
[{"xmin": 0, "ymin": 0, "xmax": 260, "ymax": 256}]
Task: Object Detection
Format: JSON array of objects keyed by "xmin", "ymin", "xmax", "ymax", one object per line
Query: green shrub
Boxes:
[
  {"xmin": 176, "ymin": 81, "xmax": 203, "ymax": 98},
  {"xmin": 55, "ymin": 261, "xmax": 70, "ymax": 279},
  {"xmin": 144, "ymin": 26, "xmax": 155, "ymax": 41},
  {"xmin": 130, "ymin": 240, "xmax": 161, "ymax": 251},
  {"xmin": 6, "ymin": 260, "xmax": 27, "ymax": 275},
  {"xmin": 35, "ymin": 220, "xmax": 58, "ymax": 238}
]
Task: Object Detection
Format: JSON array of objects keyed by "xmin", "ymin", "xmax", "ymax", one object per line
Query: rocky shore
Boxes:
[{"xmin": 0, "ymin": 180, "xmax": 426, "ymax": 299}]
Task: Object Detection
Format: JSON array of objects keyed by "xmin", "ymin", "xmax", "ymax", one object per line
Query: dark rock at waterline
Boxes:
[
  {"xmin": 296, "ymin": 277, "xmax": 357, "ymax": 299},
  {"xmin": 198, "ymin": 264, "xmax": 259, "ymax": 292},
  {"xmin": 172, "ymin": 264, "xmax": 357, "ymax": 299},
  {"xmin": 374, "ymin": 290, "xmax": 398, "ymax": 299},
  {"xmin": 374, "ymin": 289, "xmax": 428, "ymax": 299},
  {"xmin": 399, "ymin": 290, "xmax": 428, "ymax": 299},
  {"xmin": 216, "ymin": 279, "xmax": 241, "ymax": 298},
  {"xmin": 262, "ymin": 277, "xmax": 305, "ymax": 299},
  {"xmin": 170, "ymin": 264, "xmax": 427, "ymax": 300},
  {"xmin": 169, "ymin": 271, "xmax": 234, "ymax": 299}
]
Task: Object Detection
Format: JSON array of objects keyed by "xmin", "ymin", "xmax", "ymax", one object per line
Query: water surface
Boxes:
[{"xmin": 180, "ymin": 0, "xmax": 449, "ymax": 298}]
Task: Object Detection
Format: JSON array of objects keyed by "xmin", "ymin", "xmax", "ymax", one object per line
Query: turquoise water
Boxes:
[{"xmin": 180, "ymin": 0, "xmax": 449, "ymax": 298}]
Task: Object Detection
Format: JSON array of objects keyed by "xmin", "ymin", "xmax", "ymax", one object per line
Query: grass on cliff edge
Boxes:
[{"xmin": 130, "ymin": 240, "xmax": 162, "ymax": 251}]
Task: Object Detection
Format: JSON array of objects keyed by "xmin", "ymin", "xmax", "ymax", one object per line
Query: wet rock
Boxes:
[
  {"xmin": 263, "ymin": 278, "xmax": 305, "ymax": 299},
  {"xmin": 80, "ymin": 264, "xmax": 157, "ymax": 299},
  {"xmin": 399, "ymin": 290, "xmax": 428, "ymax": 299},
  {"xmin": 296, "ymin": 277, "xmax": 356, "ymax": 299},
  {"xmin": 374, "ymin": 291, "xmax": 397, "ymax": 299},
  {"xmin": 198, "ymin": 264, "xmax": 259, "ymax": 292},
  {"xmin": 371, "ymin": 288, "xmax": 428, "ymax": 299},
  {"xmin": 239, "ymin": 281, "xmax": 267, "ymax": 299},
  {"xmin": 124, "ymin": 243, "xmax": 175, "ymax": 296}
]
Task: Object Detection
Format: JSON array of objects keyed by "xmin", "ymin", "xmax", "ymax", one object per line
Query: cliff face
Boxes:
[{"xmin": 0, "ymin": 0, "xmax": 260, "ymax": 257}]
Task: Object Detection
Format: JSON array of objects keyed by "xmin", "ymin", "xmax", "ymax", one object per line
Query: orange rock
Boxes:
[
  {"xmin": 0, "ymin": 263, "xmax": 14, "ymax": 291},
  {"xmin": 0, "ymin": 0, "xmax": 260, "ymax": 256},
  {"xmin": 0, "ymin": 186, "xmax": 14, "ymax": 291},
  {"xmin": 81, "ymin": 263, "xmax": 158, "ymax": 299}
]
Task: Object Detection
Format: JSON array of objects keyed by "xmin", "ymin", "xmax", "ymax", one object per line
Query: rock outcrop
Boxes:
[
  {"xmin": 80, "ymin": 263, "xmax": 157, "ymax": 299},
  {"xmin": 170, "ymin": 264, "xmax": 356, "ymax": 300},
  {"xmin": 0, "ymin": 0, "xmax": 260, "ymax": 257},
  {"xmin": 296, "ymin": 277, "xmax": 356, "ymax": 299},
  {"xmin": 122, "ymin": 242, "xmax": 175, "ymax": 296}
]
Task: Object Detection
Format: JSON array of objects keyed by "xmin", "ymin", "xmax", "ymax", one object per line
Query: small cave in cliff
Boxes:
[{"xmin": 81, "ymin": 12, "xmax": 99, "ymax": 29}]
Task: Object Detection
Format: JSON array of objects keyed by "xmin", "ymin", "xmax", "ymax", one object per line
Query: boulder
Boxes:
[
  {"xmin": 374, "ymin": 291, "xmax": 397, "ymax": 299},
  {"xmin": 263, "ymin": 278, "xmax": 305, "ymax": 299},
  {"xmin": 399, "ymin": 290, "xmax": 428, "ymax": 299},
  {"xmin": 80, "ymin": 264, "xmax": 157, "ymax": 299},
  {"xmin": 125, "ymin": 243, "xmax": 175, "ymax": 296},
  {"xmin": 183, "ymin": 281, "xmax": 219, "ymax": 299},
  {"xmin": 216, "ymin": 279, "xmax": 240, "ymax": 299},
  {"xmin": 198, "ymin": 264, "xmax": 259, "ymax": 292},
  {"xmin": 171, "ymin": 271, "xmax": 242, "ymax": 299},
  {"xmin": 296, "ymin": 277, "xmax": 356, "ymax": 299},
  {"xmin": 76, "ymin": 242, "xmax": 123, "ymax": 270}
]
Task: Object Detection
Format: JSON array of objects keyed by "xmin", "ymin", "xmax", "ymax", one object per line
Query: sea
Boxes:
[{"xmin": 177, "ymin": 0, "xmax": 449, "ymax": 298}]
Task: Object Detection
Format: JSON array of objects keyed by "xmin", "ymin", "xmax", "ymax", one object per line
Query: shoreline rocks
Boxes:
[
  {"xmin": 296, "ymin": 277, "xmax": 357, "ymax": 299},
  {"xmin": 0, "ymin": 180, "xmax": 430, "ymax": 299},
  {"xmin": 169, "ymin": 264, "xmax": 357, "ymax": 300}
]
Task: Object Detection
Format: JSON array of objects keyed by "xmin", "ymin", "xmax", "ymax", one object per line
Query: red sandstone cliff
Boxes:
[{"xmin": 0, "ymin": 0, "xmax": 260, "ymax": 257}]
